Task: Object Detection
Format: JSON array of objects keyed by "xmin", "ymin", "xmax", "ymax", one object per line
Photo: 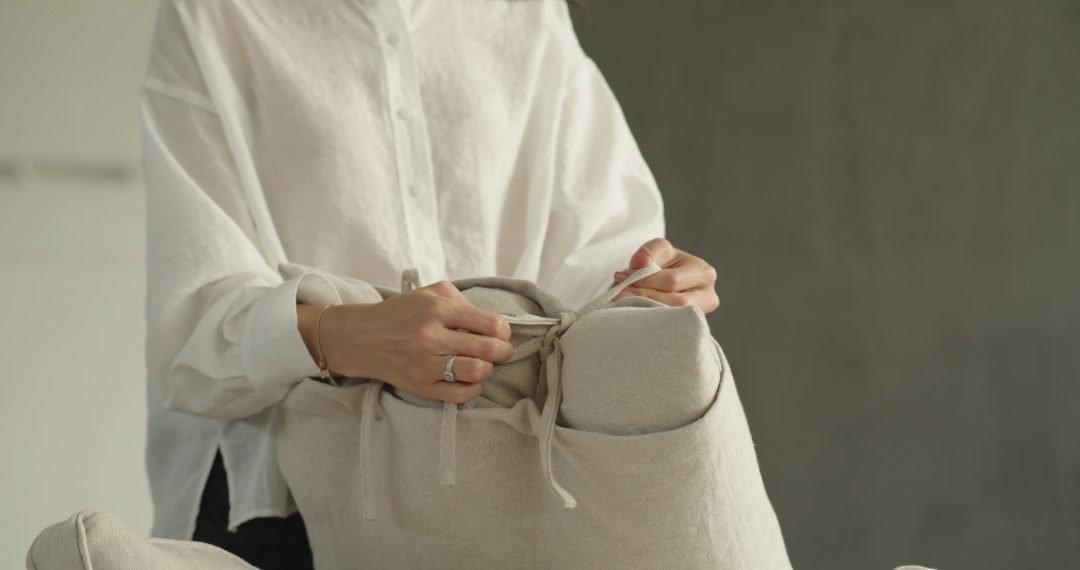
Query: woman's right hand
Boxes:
[{"xmin": 297, "ymin": 281, "xmax": 513, "ymax": 404}]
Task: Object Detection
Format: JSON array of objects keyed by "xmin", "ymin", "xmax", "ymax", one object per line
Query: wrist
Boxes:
[
  {"xmin": 296, "ymin": 303, "xmax": 323, "ymax": 367},
  {"xmin": 298, "ymin": 302, "xmax": 378, "ymax": 380}
]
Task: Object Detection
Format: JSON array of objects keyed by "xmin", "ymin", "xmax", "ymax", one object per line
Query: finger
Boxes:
[
  {"xmin": 616, "ymin": 251, "xmax": 711, "ymax": 278},
  {"xmin": 631, "ymin": 238, "xmax": 678, "ymax": 270},
  {"xmin": 627, "ymin": 264, "xmax": 711, "ymax": 293},
  {"xmin": 426, "ymin": 380, "xmax": 484, "ymax": 406},
  {"xmin": 432, "ymin": 355, "xmax": 492, "ymax": 384},
  {"xmin": 443, "ymin": 305, "xmax": 511, "ymax": 340},
  {"xmin": 685, "ymin": 285, "xmax": 721, "ymax": 313},
  {"xmin": 664, "ymin": 285, "xmax": 720, "ymax": 313},
  {"xmin": 635, "ymin": 260, "xmax": 712, "ymax": 291},
  {"xmin": 441, "ymin": 328, "xmax": 514, "ymax": 363},
  {"xmin": 617, "ymin": 285, "xmax": 720, "ymax": 313},
  {"xmin": 613, "ymin": 286, "xmax": 691, "ymax": 307},
  {"xmin": 423, "ymin": 280, "xmax": 465, "ymax": 300}
]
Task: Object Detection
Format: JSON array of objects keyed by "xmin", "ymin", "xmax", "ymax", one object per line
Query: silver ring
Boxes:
[{"xmin": 442, "ymin": 355, "xmax": 457, "ymax": 382}]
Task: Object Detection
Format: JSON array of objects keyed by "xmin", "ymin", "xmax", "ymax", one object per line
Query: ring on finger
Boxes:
[{"xmin": 442, "ymin": 354, "xmax": 457, "ymax": 383}]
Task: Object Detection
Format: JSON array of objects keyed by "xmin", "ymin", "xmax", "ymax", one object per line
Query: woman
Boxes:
[{"xmin": 139, "ymin": 0, "xmax": 720, "ymax": 567}]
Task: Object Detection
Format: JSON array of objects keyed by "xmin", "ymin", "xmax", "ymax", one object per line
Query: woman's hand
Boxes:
[
  {"xmin": 611, "ymin": 237, "xmax": 720, "ymax": 314},
  {"xmin": 297, "ymin": 282, "xmax": 513, "ymax": 404}
]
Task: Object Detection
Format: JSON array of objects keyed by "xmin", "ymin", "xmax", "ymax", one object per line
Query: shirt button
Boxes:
[
  {"xmin": 396, "ymin": 107, "xmax": 410, "ymax": 121},
  {"xmin": 386, "ymin": 33, "xmax": 400, "ymax": 46},
  {"xmin": 409, "ymin": 184, "xmax": 423, "ymax": 198}
]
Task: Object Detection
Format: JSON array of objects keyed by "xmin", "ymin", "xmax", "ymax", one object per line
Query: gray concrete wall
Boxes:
[{"xmin": 572, "ymin": 1, "xmax": 1080, "ymax": 568}]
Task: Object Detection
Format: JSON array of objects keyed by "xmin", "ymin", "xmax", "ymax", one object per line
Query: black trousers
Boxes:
[{"xmin": 191, "ymin": 450, "xmax": 314, "ymax": 570}]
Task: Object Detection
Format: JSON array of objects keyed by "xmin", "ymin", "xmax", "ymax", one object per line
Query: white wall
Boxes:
[{"xmin": 0, "ymin": 1, "xmax": 158, "ymax": 566}]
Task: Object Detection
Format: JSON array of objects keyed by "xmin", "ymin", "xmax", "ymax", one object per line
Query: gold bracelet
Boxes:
[{"xmin": 314, "ymin": 303, "xmax": 335, "ymax": 379}]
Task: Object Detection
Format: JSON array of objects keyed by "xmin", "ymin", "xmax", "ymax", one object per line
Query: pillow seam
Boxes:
[{"xmin": 75, "ymin": 511, "xmax": 94, "ymax": 570}]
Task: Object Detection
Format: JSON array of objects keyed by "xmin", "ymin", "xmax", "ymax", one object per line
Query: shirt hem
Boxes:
[
  {"xmin": 183, "ymin": 428, "xmax": 226, "ymax": 540},
  {"xmin": 225, "ymin": 506, "xmax": 301, "ymax": 534}
]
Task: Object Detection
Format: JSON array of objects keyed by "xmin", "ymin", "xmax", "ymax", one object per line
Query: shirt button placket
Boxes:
[{"xmin": 378, "ymin": 0, "xmax": 447, "ymax": 283}]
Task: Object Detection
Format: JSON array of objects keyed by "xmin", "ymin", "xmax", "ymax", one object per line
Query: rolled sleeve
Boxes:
[{"xmin": 242, "ymin": 271, "xmax": 344, "ymax": 392}]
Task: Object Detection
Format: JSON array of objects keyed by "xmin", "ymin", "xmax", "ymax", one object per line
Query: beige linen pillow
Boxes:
[
  {"xmin": 25, "ymin": 509, "xmax": 254, "ymax": 570},
  {"xmin": 276, "ymin": 261, "xmax": 794, "ymax": 569}
]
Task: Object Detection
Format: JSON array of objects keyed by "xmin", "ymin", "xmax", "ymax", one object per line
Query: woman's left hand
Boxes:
[{"xmin": 611, "ymin": 238, "xmax": 720, "ymax": 314}]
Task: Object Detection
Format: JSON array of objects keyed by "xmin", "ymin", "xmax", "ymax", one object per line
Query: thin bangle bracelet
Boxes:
[{"xmin": 314, "ymin": 303, "xmax": 335, "ymax": 379}]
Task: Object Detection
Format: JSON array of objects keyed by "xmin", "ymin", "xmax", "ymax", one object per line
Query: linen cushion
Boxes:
[{"xmin": 26, "ymin": 509, "xmax": 254, "ymax": 570}]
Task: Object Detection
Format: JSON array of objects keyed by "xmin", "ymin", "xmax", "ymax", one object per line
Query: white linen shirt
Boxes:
[{"xmin": 139, "ymin": 0, "xmax": 665, "ymax": 540}]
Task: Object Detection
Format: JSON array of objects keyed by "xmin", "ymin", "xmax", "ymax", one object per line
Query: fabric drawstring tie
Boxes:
[
  {"xmin": 534, "ymin": 309, "xmax": 578, "ymax": 507},
  {"xmin": 439, "ymin": 400, "xmax": 459, "ymax": 488},
  {"xmin": 358, "ymin": 261, "xmax": 662, "ymax": 520},
  {"xmin": 359, "ymin": 379, "xmax": 385, "ymax": 520},
  {"xmin": 356, "ymin": 266, "xmax": 421, "ymax": 520}
]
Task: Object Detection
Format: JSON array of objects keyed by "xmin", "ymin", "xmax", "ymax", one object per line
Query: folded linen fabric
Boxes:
[
  {"xmin": 275, "ymin": 261, "xmax": 792, "ymax": 569},
  {"xmin": 25, "ymin": 509, "xmax": 254, "ymax": 570}
]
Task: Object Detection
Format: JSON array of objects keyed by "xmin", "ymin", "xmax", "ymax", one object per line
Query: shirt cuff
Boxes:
[{"xmin": 241, "ymin": 271, "xmax": 343, "ymax": 392}]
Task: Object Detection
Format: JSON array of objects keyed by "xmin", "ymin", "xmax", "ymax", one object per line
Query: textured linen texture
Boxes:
[
  {"xmin": 275, "ymin": 263, "xmax": 793, "ymax": 569},
  {"xmin": 25, "ymin": 510, "xmax": 254, "ymax": 570},
  {"xmin": 139, "ymin": 0, "xmax": 665, "ymax": 539}
]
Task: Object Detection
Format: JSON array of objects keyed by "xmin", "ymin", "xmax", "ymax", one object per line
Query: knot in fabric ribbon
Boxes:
[
  {"xmin": 538, "ymin": 311, "xmax": 576, "ymax": 361},
  {"xmin": 358, "ymin": 262, "xmax": 662, "ymax": 520}
]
